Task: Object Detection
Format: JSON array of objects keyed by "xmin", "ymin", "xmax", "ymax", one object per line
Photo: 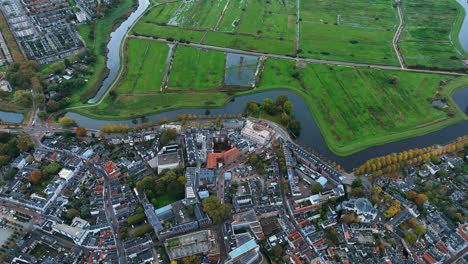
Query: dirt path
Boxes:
[
  {"xmin": 214, "ymin": 0, "xmax": 232, "ymax": 31},
  {"xmin": 393, "ymin": 0, "xmax": 406, "ymax": 68}
]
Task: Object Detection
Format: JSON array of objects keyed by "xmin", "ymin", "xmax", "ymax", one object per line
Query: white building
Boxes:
[
  {"xmin": 58, "ymin": 168, "xmax": 74, "ymax": 181},
  {"xmin": 241, "ymin": 120, "xmax": 271, "ymax": 145}
]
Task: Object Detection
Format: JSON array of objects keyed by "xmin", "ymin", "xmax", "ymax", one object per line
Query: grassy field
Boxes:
[
  {"xmin": 168, "ymin": 46, "xmax": 225, "ymax": 90},
  {"xmin": 117, "ymin": 38, "xmax": 169, "ymax": 93},
  {"xmin": 299, "ymin": 0, "xmax": 398, "ymax": 65},
  {"xmin": 70, "ymin": 0, "xmax": 468, "ymax": 156},
  {"xmin": 401, "ymin": 0, "xmax": 466, "ymax": 70},
  {"xmin": 257, "ymin": 59, "xmax": 461, "ymax": 154}
]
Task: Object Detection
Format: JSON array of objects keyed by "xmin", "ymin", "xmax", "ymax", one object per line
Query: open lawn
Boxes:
[
  {"xmin": 401, "ymin": 0, "xmax": 466, "ymax": 70},
  {"xmin": 258, "ymin": 59, "xmax": 457, "ymax": 154},
  {"xmin": 117, "ymin": 38, "xmax": 169, "ymax": 93},
  {"xmin": 168, "ymin": 46, "xmax": 225, "ymax": 90},
  {"xmin": 300, "ymin": 0, "xmax": 398, "ymax": 65}
]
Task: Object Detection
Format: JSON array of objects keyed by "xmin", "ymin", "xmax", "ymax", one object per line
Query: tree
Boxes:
[
  {"xmin": 59, "ymin": 117, "xmax": 75, "ymax": 127},
  {"xmin": 28, "ymin": 170, "xmax": 42, "ymax": 184},
  {"xmin": 405, "ymin": 233, "xmax": 417, "ymax": 245},
  {"xmin": 13, "ymin": 90, "xmax": 32, "ymax": 107},
  {"xmin": 75, "ymin": 127, "xmax": 87, "ymax": 137},
  {"xmin": 283, "ymin": 100, "xmax": 293, "ymax": 114},
  {"xmin": 45, "ymin": 162, "xmax": 62, "ymax": 175},
  {"xmin": 16, "ymin": 134, "xmax": 33, "ymax": 153},
  {"xmin": 341, "ymin": 214, "xmax": 359, "ymax": 224},
  {"xmin": 414, "ymin": 225, "xmax": 426, "ymax": 236},
  {"xmin": 245, "ymin": 101, "xmax": 259, "ymax": 115},
  {"xmin": 202, "ymin": 196, "xmax": 231, "ymax": 224},
  {"xmin": 66, "ymin": 208, "xmax": 80, "ymax": 220},
  {"xmin": 414, "ymin": 194, "xmax": 428, "ymax": 206},
  {"xmin": 275, "ymin": 95, "xmax": 289, "ymax": 108},
  {"xmin": 182, "ymin": 255, "xmax": 201, "ymax": 264},
  {"xmin": 271, "ymin": 245, "xmax": 284, "ymax": 257},
  {"xmin": 37, "ymin": 111, "xmax": 47, "ymax": 121},
  {"xmin": 407, "ymin": 217, "xmax": 418, "ymax": 228},
  {"xmin": 351, "ymin": 178, "xmax": 362, "ymax": 188},
  {"xmin": 261, "ymin": 98, "xmax": 275, "ymax": 115},
  {"xmin": 310, "ymin": 182, "xmax": 322, "ymax": 194},
  {"xmin": 351, "ymin": 187, "xmax": 365, "ymax": 197},
  {"xmin": 160, "ymin": 129, "xmax": 177, "ymax": 145}
]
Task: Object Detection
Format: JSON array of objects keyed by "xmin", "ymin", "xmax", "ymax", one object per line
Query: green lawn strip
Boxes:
[
  {"xmin": 168, "ymin": 46, "xmax": 225, "ymax": 90},
  {"xmin": 72, "ymin": 92, "xmax": 230, "ymax": 120},
  {"xmin": 133, "ymin": 23, "xmax": 205, "ymax": 42},
  {"xmin": 143, "ymin": 1, "xmax": 180, "ymax": 24},
  {"xmin": 133, "ymin": 41, "xmax": 169, "ymax": 92},
  {"xmin": 117, "ymin": 38, "xmax": 150, "ymax": 93},
  {"xmin": 203, "ymin": 32, "xmax": 295, "ymax": 55},
  {"xmin": 153, "ymin": 193, "xmax": 178, "ymax": 209}
]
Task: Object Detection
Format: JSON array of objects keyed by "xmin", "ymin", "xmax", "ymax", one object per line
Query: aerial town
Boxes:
[
  {"xmin": 0, "ymin": 114, "xmax": 466, "ymax": 264},
  {"xmin": 0, "ymin": 0, "xmax": 467, "ymax": 263}
]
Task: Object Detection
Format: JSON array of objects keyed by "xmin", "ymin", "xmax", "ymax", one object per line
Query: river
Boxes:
[
  {"xmin": 66, "ymin": 90, "xmax": 468, "ymax": 171},
  {"xmin": 456, "ymin": 0, "xmax": 468, "ymax": 52},
  {"xmin": 87, "ymin": 0, "xmax": 150, "ymax": 104},
  {"xmin": 0, "ymin": 111, "xmax": 23, "ymax": 123}
]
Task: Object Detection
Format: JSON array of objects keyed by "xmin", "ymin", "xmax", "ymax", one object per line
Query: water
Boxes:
[
  {"xmin": 456, "ymin": 0, "xmax": 468, "ymax": 52},
  {"xmin": 224, "ymin": 53, "xmax": 258, "ymax": 86},
  {"xmin": 0, "ymin": 111, "xmax": 23, "ymax": 123},
  {"xmin": 87, "ymin": 0, "xmax": 151, "ymax": 104},
  {"xmin": 453, "ymin": 88, "xmax": 468, "ymax": 115},
  {"xmin": 67, "ymin": 90, "xmax": 468, "ymax": 171}
]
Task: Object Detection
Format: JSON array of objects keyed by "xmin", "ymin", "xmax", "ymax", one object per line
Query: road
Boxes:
[
  {"xmin": 393, "ymin": 0, "xmax": 406, "ymax": 68},
  {"xmin": 96, "ymin": 166, "xmax": 127, "ymax": 264},
  {"xmin": 128, "ymin": 35, "xmax": 465, "ymax": 77}
]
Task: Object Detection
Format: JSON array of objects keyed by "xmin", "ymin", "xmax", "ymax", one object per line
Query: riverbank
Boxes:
[
  {"xmin": 453, "ymin": 0, "xmax": 468, "ymax": 56},
  {"xmin": 71, "ymin": 0, "xmax": 138, "ymax": 105}
]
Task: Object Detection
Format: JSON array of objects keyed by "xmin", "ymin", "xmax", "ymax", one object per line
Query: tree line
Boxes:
[{"xmin": 355, "ymin": 136, "xmax": 467, "ymax": 176}]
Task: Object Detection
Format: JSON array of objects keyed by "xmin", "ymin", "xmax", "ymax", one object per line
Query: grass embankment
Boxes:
[
  {"xmin": 71, "ymin": 0, "xmax": 137, "ymax": 105},
  {"xmin": 401, "ymin": 0, "xmax": 466, "ymax": 70}
]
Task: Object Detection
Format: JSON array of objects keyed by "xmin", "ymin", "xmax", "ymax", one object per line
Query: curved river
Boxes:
[
  {"xmin": 67, "ymin": 89, "xmax": 468, "ymax": 171},
  {"xmin": 87, "ymin": 0, "xmax": 150, "ymax": 104},
  {"xmin": 65, "ymin": 0, "xmax": 466, "ymax": 170}
]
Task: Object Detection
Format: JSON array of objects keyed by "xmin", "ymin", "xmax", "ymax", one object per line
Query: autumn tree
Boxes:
[
  {"xmin": 16, "ymin": 134, "xmax": 34, "ymax": 152},
  {"xmin": 182, "ymin": 256, "xmax": 201, "ymax": 264},
  {"xmin": 414, "ymin": 194, "xmax": 428, "ymax": 206},
  {"xmin": 202, "ymin": 196, "xmax": 231, "ymax": 224},
  {"xmin": 75, "ymin": 127, "xmax": 87, "ymax": 137},
  {"xmin": 29, "ymin": 170, "xmax": 42, "ymax": 184},
  {"xmin": 59, "ymin": 117, "xmax": 75, "ymax": 127},
  {"xmin": 414, "ymin": 225, "xmax": 426, "ymax": 236}
]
